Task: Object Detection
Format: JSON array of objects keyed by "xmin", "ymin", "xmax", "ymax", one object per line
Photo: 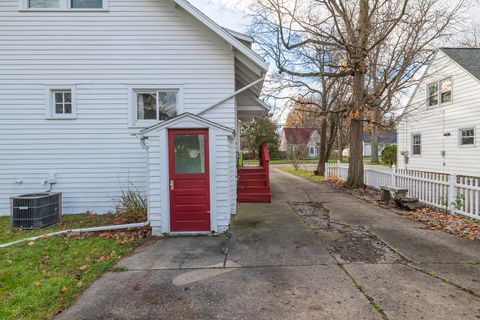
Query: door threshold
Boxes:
[{"xmin": 168, "ymin": 231, "xmax": 213, "ymax": 236}]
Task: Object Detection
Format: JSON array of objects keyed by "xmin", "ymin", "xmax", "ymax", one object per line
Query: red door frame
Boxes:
[{"xmin": 168, "ymin": 129, "xmax": 210, "ymax": 232}]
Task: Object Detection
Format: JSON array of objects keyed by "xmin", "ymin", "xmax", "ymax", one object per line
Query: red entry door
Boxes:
[{"xmin": 168, "ymin": 129, "xmax": 210, "ymax": 232}]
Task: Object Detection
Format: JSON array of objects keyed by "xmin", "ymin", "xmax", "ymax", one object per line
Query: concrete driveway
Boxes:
[{"xmin": 57, "ymin": 167, "xmax": 480, "ymax": 320}]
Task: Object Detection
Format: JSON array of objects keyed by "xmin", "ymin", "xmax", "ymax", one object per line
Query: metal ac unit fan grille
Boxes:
[{"xmin": 11, "ymin": 193, "xmax": 62, "ymax": 229}]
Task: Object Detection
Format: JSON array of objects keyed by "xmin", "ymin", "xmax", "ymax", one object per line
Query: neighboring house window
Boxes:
[
  {"xmin": 412, "ymin": 134, "xmax": 421, "ymax": 155},
  {"xmin": 23, "ymin": 0, "xmax": 106, "ymax": 9},
  {"xmin": 292, "ymin": 146, "xmax": 298, "ymax": 153},
  {"xmin": 309, "ymin": 147, "xmax": 315, "ymax": 156},
  {"xmin": 427, "ymin": 77, "xmax": 452, "ymax": 107},
  {"xmin": 134, "ymin": 89, "xmax": 178, "ymax": 125},
  {"xmin": 47, "ymin": 87, "xmax": 76, "ymax": 119},
  {"xmin": 459, "ymin": 128, "xmax": 475, "ymax": 146}
]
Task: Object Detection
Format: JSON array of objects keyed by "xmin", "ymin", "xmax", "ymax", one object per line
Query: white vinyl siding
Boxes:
[
  {"xmin": 397, "ymin": 50, "xmax": 480, "ymax": 176},
  {"xmin": 0, "ymin": 0, "xmax": 236, "ymax": 215}
]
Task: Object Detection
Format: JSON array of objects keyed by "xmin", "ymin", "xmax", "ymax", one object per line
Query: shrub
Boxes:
[
  {"xmin": 381, "ymin": 144, "xmax": 397, "ymax": 166},
  {"xmin": 116, "ymin": 185, "xmax": 147, "ymax": 224}
]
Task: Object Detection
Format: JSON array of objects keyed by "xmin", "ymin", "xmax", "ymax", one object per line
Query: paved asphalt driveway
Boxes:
[{"xmin": 57, "ymin": 167, "xmax": 480, "ymax": 320}]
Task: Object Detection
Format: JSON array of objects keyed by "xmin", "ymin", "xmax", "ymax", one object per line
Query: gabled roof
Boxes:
[
  {"xmin": 440, "ymin": 48, "xmax": 480, "ymax": 81},
  {"xmin": 362, "ymin": 131, "xmax": 397, "ymax": 144},
  {"xmin": 173, "ymin": 0, "xmax": 269, "ymax": 71},
  {"xmin": 139, "ymin": 112, "xmax": 234, "ymax": 136},
  {"xmin": 283, "ymin": 128, "xmax": 319, "ymax": 145}
]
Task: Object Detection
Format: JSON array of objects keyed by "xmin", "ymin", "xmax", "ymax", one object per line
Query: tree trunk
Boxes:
[
  {"xmin": 346, "ymin": 0, "xmax": 368, "ymax": 188},
  {"xmin": 337, "ymin": 118, "xmax": 343, "ymax": 162},
  {"xmin": 370, "ymin": 124, "xmax": 379, "ymax": 163},
  {"xmin": 316, "ymin": 119, "xmax": 328, "ymax": 176},
  {"xmin": 346, "ymin": 119, "xmax": 364, "ymax": 188}
]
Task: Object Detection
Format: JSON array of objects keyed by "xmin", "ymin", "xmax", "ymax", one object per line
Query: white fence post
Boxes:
[
  {"xmin": 337, "ymin": 160, "xmax": 340, "ymax": 179},
  {"xmin": 448, "ymin": 174, "xmax": 457, "ymax": 213},
  {"xmin": 390, "ymin": 165, "xmax": 396, "ymax": 188}
]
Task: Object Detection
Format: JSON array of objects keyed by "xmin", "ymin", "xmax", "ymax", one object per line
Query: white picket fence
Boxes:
[{"xmin": 325, "ymin": 161, "xmax": 480, "ymax": 220}]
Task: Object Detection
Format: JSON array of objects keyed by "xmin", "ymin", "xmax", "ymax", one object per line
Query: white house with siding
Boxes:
[
  {"xmin": 397, "ymin": 48, "xmax": 480, "ymax": 177},
  {"xmin": 0, "ymin": 0, "xmax": 269, "ymax": 234}
]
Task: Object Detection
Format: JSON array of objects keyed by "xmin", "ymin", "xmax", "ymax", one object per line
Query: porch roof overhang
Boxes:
[{"xmin": 234, "ymin": 51, "xmax": 270, "ymax": 122}]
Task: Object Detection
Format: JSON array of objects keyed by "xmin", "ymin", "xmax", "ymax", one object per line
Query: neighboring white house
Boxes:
[
  {"xmin": 342, "ymin": 131, "xmax": 397, "ymax": 157},
  {"xmin": 362, "ymin": 131, "xmax": 397, "ymax": 157},
  {"xmin": 397, "ymin": 48, "xmax": 480, "ymax": 176},
  {"xmin": 0, "ymin": 0, "xmax": 269, "ymax": 235},
  {"xmin": 279, "ymin": 128, "xmax": 321, "ymax": 159}
]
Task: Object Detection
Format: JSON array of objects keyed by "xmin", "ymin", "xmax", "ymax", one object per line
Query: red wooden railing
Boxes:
[{"xmin": 259, "ymin": 142, "xmax": 270, "ymax": 189}]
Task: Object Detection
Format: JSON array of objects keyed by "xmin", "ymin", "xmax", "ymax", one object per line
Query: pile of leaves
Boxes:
[
  {"xmin": 64, "ymin": 226, "xmax": 151, "ymax": 244},
  {"xmin": 404, "ymin": 208, "xmax": 480, "ymax": 241}
]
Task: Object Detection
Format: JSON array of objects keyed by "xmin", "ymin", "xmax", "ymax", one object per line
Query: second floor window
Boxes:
[
  {"xmin": 427, "ymin": 77, "xmax": 452, "ymax": 107},
  {"xmin": 29, "ymin": 0, "xmax": 58, "ymax": 7},
  {"xmin": 71, "ymin": 0, "xmax": 102, "ymax": 8},
  {"xmin": 27, "ymin": 0, "xmax": 104, "ymax": 9}
]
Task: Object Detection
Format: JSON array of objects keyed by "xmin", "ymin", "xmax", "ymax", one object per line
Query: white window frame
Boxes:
[
  {"xmin": 426, "ymin": 77, "xmax": 452, "ymax": 108},
  {"xmin": 412, "ymin": 133, "xmax": 422, "ymax": 156},
  {"xmin": 459, "ymin": 127, "xmax": 475, "ymax": 147},
  {"xmin": 46, "ymin": 86, "xmax": 77, "ymax": 119},
  {"xmin": 309, "ymin": 146, "xmax": 315, "ymax": 156},
  {"xmin": 128, "ymin": 85, "xmax": 184, "ymax": 128},
  {"xmin": 19, "ymin": 0, "xmax": 108, "ymax": 11}
]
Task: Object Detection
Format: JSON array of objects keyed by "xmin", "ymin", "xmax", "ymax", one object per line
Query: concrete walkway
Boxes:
[{"xmin": 57, "ymin": 167, "xmax": 480, "ymax": 320}]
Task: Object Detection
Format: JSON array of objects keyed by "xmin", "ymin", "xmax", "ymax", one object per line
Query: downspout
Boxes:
[
  {"xmin": 0, "ymin": 221, "xmax": 149, "ymax": 248},
  {"xmin": 197, "ymin": 76, "xmax": 265, "ymax": 116}
]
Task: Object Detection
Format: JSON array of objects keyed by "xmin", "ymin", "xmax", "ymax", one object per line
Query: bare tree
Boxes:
[{"xmin": 249, "ymin": 0, "xmax": 464, "ymax": 188}]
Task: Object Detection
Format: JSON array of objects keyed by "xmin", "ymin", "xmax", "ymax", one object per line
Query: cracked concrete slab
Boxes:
[
  {"xmin": 119, "ymin": 236, "xmax": 228, "ymax": 270},
  {"xmin": 418, "ymin": 262, "xmax": 480, "ymax": 296},
  {"xmin": 344, "ymin": 264, "xmax": 480, "ymax": 320},
  {"xmin": 58, "ymin": 167, "xmax": 480, "ymax": 319},
  {"xmin": 56, "ymin": 265, "xmax": 381, "ymax": 320},
  {"xmin": 370, "ymin": 225, "xmax": 480, "ymax": 263}
]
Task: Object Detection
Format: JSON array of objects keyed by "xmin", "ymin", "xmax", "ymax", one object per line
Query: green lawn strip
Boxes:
[
  {"xmin": 270, "ymin": 159, "xmax": 320, "ymax": 165},
  {"xmin": 0, "ymin": 213, "xmax": 117, "ymax": 244},
  {"xmin": 0, "ymin": 235, "xmax": 144, "ymax": 320},
  {"xmin": 279, "ymin": 166, "xmax": 325, "ymax": 183}
]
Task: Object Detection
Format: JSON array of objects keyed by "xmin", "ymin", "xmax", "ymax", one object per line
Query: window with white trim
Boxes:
[
  {"xmin": 47, "ymin": 87, "xmax": 76, "ymax": 119},
  {"xmin": 134, "ymin": 89, "xmax": 178, "ymax": 125},
  {"xmin": 412, "ymin": 134, "xmax": 421, "ymax": 155},
  {"xmin": 459, "ymin": 128, "xmax": 475, "ymax": 146},
  {"xmin": 427, "ymin": 77, "xmax": 452, "ymax": 107},
  {"xmin": 23, "ymin": 0, "xmax": 106, "ymax": 9},
  {"xmin": 309, "ymin": 146, "xmax": 315, "ymax": 156}
]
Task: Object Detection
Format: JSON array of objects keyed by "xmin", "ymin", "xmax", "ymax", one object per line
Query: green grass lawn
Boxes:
[
  {"xmin": 279, "ymin": 166, "xmax": 325, "ymax": 183},
  {"xmin": 0, "ymin": 214, "xmax": 147, "ymax": 320},
  {"xmin": 270, "ymin": 159, "xmax": 320, "ymax": 165}
]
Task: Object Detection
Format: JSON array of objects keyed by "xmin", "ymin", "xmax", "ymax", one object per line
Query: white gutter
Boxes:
[
  {"xmin": 0, "ymin": 221, "xmax": 149, "ymax": 248},
  {"xmin": 197, "ymin": 76, "xmax": 265, "ymax": 116}
]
